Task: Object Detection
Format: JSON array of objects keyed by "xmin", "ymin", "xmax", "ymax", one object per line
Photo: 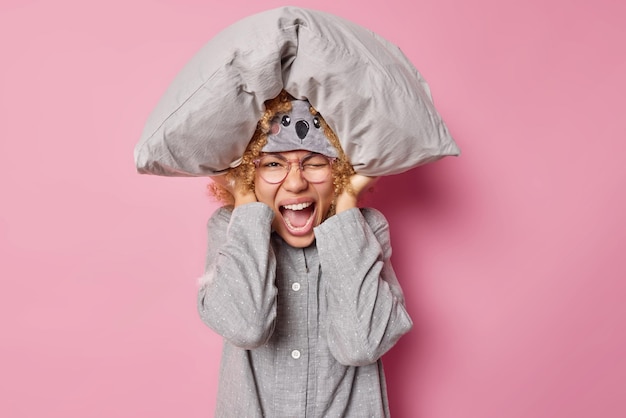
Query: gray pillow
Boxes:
[{"xmin": 134, "ymin": 6, "xmax": 459, "ymax": 177}]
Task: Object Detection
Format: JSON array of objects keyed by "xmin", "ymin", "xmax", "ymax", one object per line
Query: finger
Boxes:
[
  {"xmin": 350, "ymin": 174, "xmax": 379, "ymax": 195},
  {"xmin": 211, "ymin": 174, "xmax": 235, "ymax": 192}
]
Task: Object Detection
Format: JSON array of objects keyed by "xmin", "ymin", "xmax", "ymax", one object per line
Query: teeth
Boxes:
[{"xmin": 282, "ymin": 202, "xmax": 312, "ymax": 211}]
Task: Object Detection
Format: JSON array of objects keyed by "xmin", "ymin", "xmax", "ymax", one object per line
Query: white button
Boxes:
[
  {"xmin": 291, "ymin": 350, "xmax": 301, "ymax": 359},
  {"xmin": 292, "ymin": 282, "xmax": 301, "ymax": 291}
]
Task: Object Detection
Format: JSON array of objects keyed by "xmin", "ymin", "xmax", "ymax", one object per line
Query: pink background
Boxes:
[{"xmin": 1, "ymin": 0, "xmax": 625, "ymax": 417}]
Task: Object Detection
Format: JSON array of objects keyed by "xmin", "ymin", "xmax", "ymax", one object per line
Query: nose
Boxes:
[
  {"xmin": 295, "ymin": 120, "xmax": 309, "ymax": 140},
  {"xmin": 282, "ymin": 163, "xmax": 308, "ymax": 192}
]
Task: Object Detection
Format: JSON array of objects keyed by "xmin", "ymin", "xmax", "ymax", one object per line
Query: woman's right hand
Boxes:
[{"xmin": 212, "ymin": 174, "xmax": 257, "ymax": 207}]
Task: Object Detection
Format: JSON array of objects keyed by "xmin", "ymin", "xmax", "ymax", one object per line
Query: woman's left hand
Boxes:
[{"xmin": 335, "ymin": 174, "xmax": 379, "ymax": 214}]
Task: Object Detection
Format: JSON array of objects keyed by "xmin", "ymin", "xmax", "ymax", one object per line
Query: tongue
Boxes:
[{"xmin": 283, "ymin": 206, "xmax": 313, "ymax": 228}]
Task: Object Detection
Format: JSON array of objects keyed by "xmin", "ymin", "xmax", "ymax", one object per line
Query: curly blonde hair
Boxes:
[{"xmin": 208, "ymin": 90, "xmax": 355, "ymax": 216}]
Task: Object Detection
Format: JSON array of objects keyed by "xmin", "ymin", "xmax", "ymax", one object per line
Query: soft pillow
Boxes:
[{"xmin": 134, "ymin": 6, "xmax": 459, "ymax": 177}]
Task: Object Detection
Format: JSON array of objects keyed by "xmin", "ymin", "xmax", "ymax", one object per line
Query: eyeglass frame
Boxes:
[{"xmin": 253, "ymin": 152, "xmax": 336, "ymax": 184}]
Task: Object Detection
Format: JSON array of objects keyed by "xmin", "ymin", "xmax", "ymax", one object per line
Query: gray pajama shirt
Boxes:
[{"xmin": 198, "ymin": 203, "xmax": 413, "ymax": 417}]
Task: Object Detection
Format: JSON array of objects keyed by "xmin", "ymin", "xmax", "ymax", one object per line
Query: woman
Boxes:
[{"xmin": 198, "ymin": 91, "xmax": 413, "ymax": 417}]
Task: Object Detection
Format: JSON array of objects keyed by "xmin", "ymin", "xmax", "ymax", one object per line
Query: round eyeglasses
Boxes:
[{"xmin": 253, "ymin": 153, "xmax": 335, "ymax": 184}]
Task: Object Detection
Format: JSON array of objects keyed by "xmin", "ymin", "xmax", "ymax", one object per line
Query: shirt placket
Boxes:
[
  {"xmin": 273, "ymin": 245, "xmax": 310, "ymax": 417},
  {"xmin": 303, "ymin": 246, "xmax": 320, "ymax": 418}
]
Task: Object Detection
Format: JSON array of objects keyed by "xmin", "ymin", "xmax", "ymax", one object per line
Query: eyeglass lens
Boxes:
[{"xmin": 256, "ymin": 154, "xmax": 332, "ymax": 184}]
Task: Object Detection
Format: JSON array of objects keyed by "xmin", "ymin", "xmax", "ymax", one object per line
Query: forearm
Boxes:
[
  {"xmin": 315, "ymin": 208, "xmax": 413, "ymax": 366},
  {"xmin": 198, "ymin": 203, "xmax": 278, "ymax": 348}
]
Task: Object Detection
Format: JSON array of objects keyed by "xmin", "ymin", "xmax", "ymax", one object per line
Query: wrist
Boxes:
[
  {"xmin": 334, "ymin": 192, "xmax": 358, "ymax": 214},
  {"xmin": 234, "ymin": 196, "xmax": 257, "ymax": 207},
  {"xmin": 234, "ymin": 189, "xmax": 258, "ymax": 207}
]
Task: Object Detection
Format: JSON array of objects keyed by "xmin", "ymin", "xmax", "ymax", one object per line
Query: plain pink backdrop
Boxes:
[{"xmin": 1, "ymin": 0, "xmax": 625, "ymax": 417}]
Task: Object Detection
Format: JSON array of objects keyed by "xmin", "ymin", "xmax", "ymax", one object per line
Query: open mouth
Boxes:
[{"xmin": 279, "ymin": 201, "xmax": 316, "ymax": 235}]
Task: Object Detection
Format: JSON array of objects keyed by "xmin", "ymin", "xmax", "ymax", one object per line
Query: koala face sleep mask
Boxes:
[{"xmin": 261, "ymin": 100, "xmax": 339, "ymax": 158}]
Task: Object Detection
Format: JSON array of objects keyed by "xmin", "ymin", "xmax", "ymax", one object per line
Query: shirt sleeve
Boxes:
[
  {"xmin": 313, "ymin": 207, "xmax": 413, "ymax": 366},
  {"xmin": 197, "ymin": 203, "xmax": 278, "ymax": 349}
]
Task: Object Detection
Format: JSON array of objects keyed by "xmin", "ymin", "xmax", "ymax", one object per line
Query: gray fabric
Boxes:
[
  {"xmin": 198, "ymin": 203, "xmax": 413, "ymax": 417},
  {"xmin": 135, "ymin": 6, "xmax": 459, "ymax": 178}
]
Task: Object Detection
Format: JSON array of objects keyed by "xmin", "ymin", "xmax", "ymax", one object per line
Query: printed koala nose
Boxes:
[{"xmin": 295, "ymin": 120, "xmax": 309, "ymax": 140}]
